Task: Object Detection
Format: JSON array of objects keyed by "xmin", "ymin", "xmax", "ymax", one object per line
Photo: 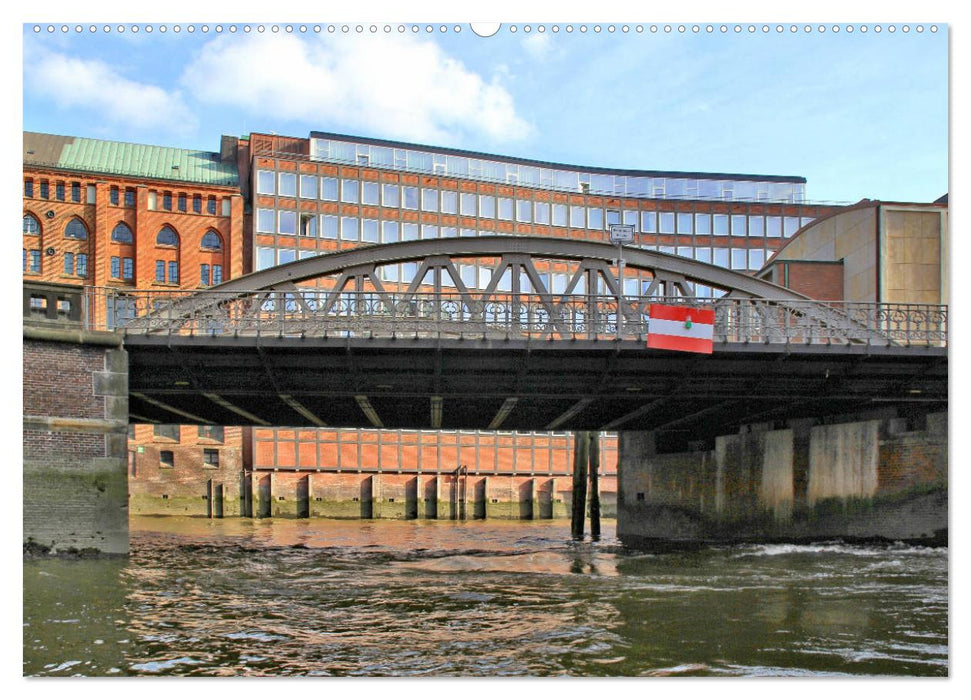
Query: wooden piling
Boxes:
[
  {"xmin": 571, "ymin": 431, "xmax": 589, "ymax": 540},
  {"xmin": 589, "ymin": 431, "xmax": 601, "ymax": 541}
]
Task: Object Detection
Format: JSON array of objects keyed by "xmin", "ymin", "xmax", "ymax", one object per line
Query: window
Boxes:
[
  {"xmin": 207, "ymin": 197, "xmax": 217, "ymax": 215},
  {"xmin": 279, "ymin": 172, "xmax": 297, "ymax": 197},
  {"xmin": 713, "ymin": 214, "xmax": 729, "ymax": 236},
  {"xmin": 300, "ymin": 213, "xmax": 316, "ymax": 237},
  {"xmin": 677, "ymin": 213, "xmax": 694, "ymax": 234},
  {"xmin": 479, "ymin": 195, "xmax": 495, "ymax": 218},
  {"xmin": 748, "ymin": 216, "xmax": 764, "ymax": 237},
  {"xmin": 382, "ymin": 221, "xmax": 399, "ymax": 243},
  {"xmin": 362, "ymin": 181, "xmax": 379, "ymax": 205},
  {"xmin": 56, "ymin": 182, "xmax": 65, "ymax": 201},
  {"xmin": 24, "ymin": 249, "xmax": 41, "ymax": 273},
  {"xmin": 203, "ymin": 449, "xmax": 220, "ymax": 468},
  {"xmin": 498, "ymin": 198, "xmax": 514, "ymax": 220},
  {"xmin": 731, "ymin": 248, "xmax": 747, "ymax": 270},
  {"xmin": 535, "ymin": 202, "xmax": 550, "ymax": 225},
  {"xmin": 278, "ymin": 211, "xmax": 297, "ymax": 235},
  {"xmin": 111, "ymin": 256, "xmax": 120, "ymax": 278},
  {"xmin": 278, "ymin": 248, "xmax": 297, "ymax": 265},
  {"xmin": 321, "ymin": 215, "xmax": 338, "ymax": 239},
  {"xmin": 713, "ymin": 248, "xmax": 730, "ymax": 268},
  {"xmin": 362, "ymin": 219, "xmax": 379, "ymax": 243},
  {"xmin": 168, "ymin": 261, "xmax": 179, "ymax": 283},
  {"xmin": 201, "ymin": 231, "xmax": 222, "ymax": 250},
  {"xmin": 402, "ymin": 223, "xmax": 419, "ymax": 241},
  {"xmin": 40, "ymin": 181, "xmax": 49, "ymax": 199},
  {"xmin": 201, "ymin": 263, "xmax": 211, "ymax": 286},
  {"xmin": 198, "ymin": 425, "xmax": 224, "ymax": 442},
  {"xmin": 24, "ymin": 180, "xmax": 34, "ymax": 198},
  {"xmin": 568, "ymin": 205, "xmax": 584, "ymax": 228},
  {"xmin": 516, "ymin": 200, "xmax": 532, "ymax": 223},
  {"xmin": 587, "ymin": 207, "xmax": 603, "ymax": 229},
  {"xmin": 421, "ymin": 224, "xmax": 439, "ymax": 239},
  {"xmin": 256, "ymin": 248, "xmax": 276, "ymax": 270},
  {"xmin": 341, "ymin": 179, "xmax": 359, "ymax": 204},
  {"xmin": 694, "ymin": 247, "xmax": 712, "ymax": 264},
  {"xmin": 64, "ymin": 218, "xmax": 88, "ymax": 240},
  {"xmin": 784, "ymin": 217, "xmax": 801, "ymax": 237},
  {"xmin": 109, "ymin": 186, "xmax": 119, "ymax": 205},
  {"xmin": 749, "ymin": 249, "xmax": 765, "ymax": 269},
  {"xmin": 122, "ymin": 257, "xmax": 133, "ymax": 280},
  {"xmin": 402, "ymin": 186, "xmax": 419, "ymax": 210},
  {"xmin": 641, "ymin": 211, "xmax": 656, "ymax": 233},
  {"xmin": 76, "ymin": 254, "xmax": 88, "ymax": 277},
  {"xmin": 256, "ymin": 209, "xmax": 275, "ymax": 233},
  {"xmin": 382, "ymin": 183, "xmax": 399, "ymax": 207},
  {"xmin": 460, "ymin": 193, "xmax": 476, "ymax": 216},
  {"xmin": 163, "ymin": 192, "xmax": 172, "ymax": 210},
  {"xmin": 23, "ymin": 214, "xmax": 40, "ymax": 235},
  {"xmin": 421, "ymin": 188, "xmax": 438, "ymax": 212},
  {"xmin": 212, "ymin": 265, "xmax": 223, "ymax": 285},
  {"xmin": 64, "ymin": 252, "xmax": 74, "ymax": 275},
  {"xmin": 156, "ymin": 226, "xmax": 178, "ymax": 246},
  {"xmin": 441, "ymin": 190, "xmax": 457, "ymax": 214},
  {"xmin": 159, "ymin": 450, "xmax": 175, "ymax": 468},
  {"xmin": 155, "ymin": 260, "xmax": 166, "ymax": 282},
  {"xmin": 177, "ymin": 193, "xmax": 187, "ymax": 212},
  {"xmin": 193, "ymin": 194, "xmax": 202, "ymax": 213},
  {"xmin": 71, "ymin": 182, "xmax": 80, "ymax": 202},
  {"xmin": 552, "ymin": 204, "xmax": 567, "ymax": 227},
  {"xmin": 256, "ymin": 170, "xmax": 275, "ymax": 194},
  {"xmin": 125, "ymin": 189, "xmax": 136, "ymax": 207},
  {"xmin": 731, "ymin": 215, "xmax": 747, "ymax": 237},
  {"xmin": 766, "ymin": 216, "xmax": 782, "ymax": 238},
  {"xmin": 658, "ymin": 212, "xmax": 675, "ymax": 234},
  {"xmin": 340, "ymin": 216, "xmax": 358, "ymax": 240},
  {"xmin": 111, "ymin": 222, "xmax": 133, "ymax": 244}
]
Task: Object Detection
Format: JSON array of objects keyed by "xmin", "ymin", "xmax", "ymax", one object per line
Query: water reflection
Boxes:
[{"xmin": 23, "ymin": 517, "xmax": 947, "ymax": 677}]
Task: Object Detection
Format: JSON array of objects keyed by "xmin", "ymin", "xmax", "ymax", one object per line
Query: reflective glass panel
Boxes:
[
  {"xmin": 382, "ymin": 221, "xmax": 399, "ymax": 243},
  {"xmin": 713, "ymin": 214, "xmax": 729, "ymax": 236},
  {"xmin": 279, "ymin": 173, "xmax": 297, "ymax": 197},
  {"xmin": 362, "ymin": 182, "xmax": 379, "ymax": 205},
  {"xmin": 321, "ymin": 177, "xmax": 339, "ymax": 201},
  {"xmin": 570, "ymin": 206, "xmax": 585, "ymax": 228},
  {"xmin": 362, "ymin": 219, "xmax": 379, "ymax": 243},
  {"xmin": 402, "ymin": 187, "xmax": 419, "ymax": 210},
  {"xmin": 498, "ymin": 198, "xmax": 514, "ymax": 220},
  {"xmin": 552, "ymin": 204, "xmax": 568, "ymax": 226},
  {"xmin": 278, "ymin": 211, "xmax": 297, "ymax": 235},
  {"xmin": 256, "ymin": 209, "xmax": 275, "ymax": 233},
  {"xmin": 341, "ymin": 180, "xmax": 359, "ymax": 204},
  {"xmin": 382, "ymin": 184, "xmax": 400, "ymax": 207},
  {"xmin": 256, "ymin": 170, "xmax": 275, "ymax": 195},
  {"xmin": 340, "ymin": 216, "xmax": 358, "ymax": 240},
  {"xmin": 441, "ymin": 191, "xmax": 458, "ymax": 214},
  {"xmin": 300, "ymin": 175, "xmax": 318, "ymax": 198},
  {"xmin": 517, "ymin": 200, "xmax": 532, "ymax": 223},
  {"xmin": 659, "ymin": 212, "xmax": 675, "ymax": 234},
  {"xmin": 677, "ymin": 213, "xmax": 693, "ymax": 234},
  {"xmin": 695, "ymin": 213, "xmax": 711, "ymax": 234},
  {"xmin": 535, "ymin": 202, "xmax": 550, "ymax": 224},
  {"xmin": 731, "ymin": 215, "xmax": 747, "ymax": 236},
  {"xmin": 587, "ymin": 207, "xmax": 604, "ymax": 229},
  {"xmin": 422, "ymin": 188, "xmax": 438, "ymax": 212},
  {"xmin": 321, "ymin": 215, "xmax": 338, "ymax": 239},
  {"xmin": 748, "ymin": 216, "xmax": 764, "ymax": 237},
  {"xmin": 766, "ymin": 216, "xmax": 782, "ymax": 237},
  {"xmin": 641, "ymin": 211, "xmax": 656, "ymax": 233},
  {"xmin": 479, "ymin": 195, "xmax": 495, "ymax": 218},
  {"xmin": 460, "ymin": 193, "xmax": 476, "ymax": 216}
]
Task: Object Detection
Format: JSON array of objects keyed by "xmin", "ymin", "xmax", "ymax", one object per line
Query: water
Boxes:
[{"xmin": 23, "ymin": 517, "xmax": 948, "ymax": 677}]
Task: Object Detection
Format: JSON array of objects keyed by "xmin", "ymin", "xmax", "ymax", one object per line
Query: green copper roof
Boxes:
[{"xmin": 23, "ymin": 132, "xmax": 238, "ymax": 187}]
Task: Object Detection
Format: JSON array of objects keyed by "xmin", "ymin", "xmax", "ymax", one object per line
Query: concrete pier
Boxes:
[
  {"xmin": 617, "ymin": 412, "xmax": 947, "ymax": 547},
  {"xmin": 23, "ymin": 323, "xmax": 129, "ymax": 556}
]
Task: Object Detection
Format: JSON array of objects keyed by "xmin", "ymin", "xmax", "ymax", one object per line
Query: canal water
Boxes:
[{"xmin": 23, "ymin": 517, "xmax": 948, "ymax": 677}]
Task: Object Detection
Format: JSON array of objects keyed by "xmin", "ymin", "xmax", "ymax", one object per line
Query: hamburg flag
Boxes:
[{"xmin": 646, "ymin": 304, "xmax": 716, "ymax": 354}]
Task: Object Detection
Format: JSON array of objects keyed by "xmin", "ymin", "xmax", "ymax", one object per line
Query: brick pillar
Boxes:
[{"xmin": 23, "ymin": 327, "xmax": 129, "ymax": 556}]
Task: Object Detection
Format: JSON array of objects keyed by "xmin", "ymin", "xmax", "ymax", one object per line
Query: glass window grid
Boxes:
[
  {"xmin": 256, "ymin": 171, "xmax": 275, "ymax": 194},
  {"xmin": 362, "ymin": 181, "xmax": 380, "ymax": 206},
  {"xmin": 321, "ymin": 177, "xmax": 339, "ymax": 201},
  {"xmin": 341, "ymin": 179, "xmax": 359, "ymax": 204},
  {"xmin": 300, "ymin": 174, "xmax": 318, "ymax": 198},
  {"xmin": 278, "ymin": 210, "xmax": 297, "ymax": 235},
  {"xmin": 422, "ymin": 188, "xmax": 438, "ymax": 212},
  {"xmin": 311, "ymin": 137, "xmax": 804, "ymax": 202},
  {"xmin": 441, "ymin": 191, "xmax": 458, "ymax": 214},
  {"xmin": 279, "ymin": 172, "xmax": 297, "ymax": 197}
]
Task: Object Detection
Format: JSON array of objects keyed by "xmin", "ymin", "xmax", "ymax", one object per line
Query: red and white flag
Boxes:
[{"xmin": 646, "ymin": 304, "xmax": 715, "ymax": 354}]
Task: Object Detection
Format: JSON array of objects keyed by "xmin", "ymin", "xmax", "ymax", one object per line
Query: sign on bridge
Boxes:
[
  {"xmin": 647, "ymin": 304, "xmax": 716, "ymax": 354},
  {"xmin": 609, "ymin": 224, "xmax": 635, "ymax": 244}
]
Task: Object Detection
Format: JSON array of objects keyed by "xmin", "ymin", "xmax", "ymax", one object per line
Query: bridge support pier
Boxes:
[
  {"xmin": 617, "ymin": 412, "xmax": 948, "ymax": 547},
  {"xmin": 23, "ymin": 327, "xmax": 130, "ymax": 556}
]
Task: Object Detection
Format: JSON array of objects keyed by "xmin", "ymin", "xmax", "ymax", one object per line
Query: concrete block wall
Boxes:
[
  {"xmin": 23, "ymin": 332, "xmax": 129, "ymax": 555},
  {"xmin": 234, "ymin": 470, "xmax": 611, "ymax": 521},
  {"xmin": 617, "ymin": 412, "xmax": 947, "ymax": 546}
]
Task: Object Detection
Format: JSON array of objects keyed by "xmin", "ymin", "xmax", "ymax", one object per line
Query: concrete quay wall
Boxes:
[
  {"xmin": 617, "ymin": 412, "xmax": 946, "ymax": 547},
  {"xmin": 23, "ymin": 329, "xmax": 130, "ymax": 556},
  {"xmin": 135, "ymin": 470, "xmax": 612, "ymax": 520}
]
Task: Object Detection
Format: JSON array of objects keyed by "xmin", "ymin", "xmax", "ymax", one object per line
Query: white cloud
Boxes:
[
  {"xmin": 180, "ymin": 33, "xmax": 532, "ymax": 145},
  {"xmin": 24, "ymin": 47, "xmax": 197, "ymax": 136},
  {"xmin": 522, "ymin": 33, "xmax": 553, "ymax": 60}
]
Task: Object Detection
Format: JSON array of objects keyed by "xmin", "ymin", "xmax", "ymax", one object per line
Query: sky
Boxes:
[{"xmin": 19, "ymin": 16, "xmax": 948, "ymax": 206}]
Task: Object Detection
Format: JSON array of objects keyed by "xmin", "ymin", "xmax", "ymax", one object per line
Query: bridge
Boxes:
[{"xmin": 62, "ymin": 236, "xmax": 946, "ymax": 449}]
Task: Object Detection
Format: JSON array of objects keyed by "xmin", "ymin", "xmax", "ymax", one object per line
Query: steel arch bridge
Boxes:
[
  {"xmin": 80, "ymin": 237, "xmax": 946, "ymax": 440},
  {"xmin": 105, "ymin": 236, "xmax": 943, "ymax": 346}
]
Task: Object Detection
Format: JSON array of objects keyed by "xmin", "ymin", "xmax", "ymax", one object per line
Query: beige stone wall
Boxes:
[
  {"xmin": 882, "ymin": 207, "xmax": 947, "ymax": 305},
  {"xmin": 772, "ymin": 206, "xmax": 879, "ymax": 302}
]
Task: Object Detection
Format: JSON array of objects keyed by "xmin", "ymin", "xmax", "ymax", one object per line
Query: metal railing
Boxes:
[{"xmin": 80, "ymin": 287, "xmax": 947, "ymax": 347}]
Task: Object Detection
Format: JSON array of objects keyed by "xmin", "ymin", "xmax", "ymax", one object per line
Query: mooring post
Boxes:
[
  {"xmin": 588, "ymin": 431, "xmax": 601, "ymax": 541},
  {"xmin": 570, "ymin": 431, "xmax": 590, "ymax": 540}
]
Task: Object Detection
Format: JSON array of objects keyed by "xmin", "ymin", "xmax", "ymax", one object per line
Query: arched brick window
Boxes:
[
  {"xmin": 156, "ymin": 226, "xmax": 179, "ymax": 247},
  {"xmin": 23, "ymin": 214, "xmax": 40, "ymax": 235},
  {"xmin": 201, "ymin": 231, "xmax": 223, "ymax": 250},
  {"xmin": 64, "ymin": 217, "xmax": 88, "ymax": 240},
  {"xmin": 111, "ymin": 222, "xmax": 134, "ymax": 244}
]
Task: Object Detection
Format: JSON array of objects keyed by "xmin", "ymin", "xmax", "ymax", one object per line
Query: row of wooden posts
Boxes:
[{"xmin": 570, "ymin": 430, "xmax": 602, "ymax": 541}]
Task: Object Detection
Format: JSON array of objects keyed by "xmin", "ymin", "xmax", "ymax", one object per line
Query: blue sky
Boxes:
[{"xmin": 21, "ymin": 19, "xmax": 948, "ymax": 205}]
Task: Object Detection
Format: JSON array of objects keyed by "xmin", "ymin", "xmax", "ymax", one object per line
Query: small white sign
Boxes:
[{"xmin": 609, "ymin": 224, "xmax": 635, "ymax": 244}]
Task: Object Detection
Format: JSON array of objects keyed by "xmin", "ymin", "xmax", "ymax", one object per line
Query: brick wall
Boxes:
[{"xmin": 23, "ymin": 340, "xmax": 105, "ymax": 419}]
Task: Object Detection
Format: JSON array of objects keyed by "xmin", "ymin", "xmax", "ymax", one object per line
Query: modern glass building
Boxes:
[{"xmin": 242, "ymin": 130, "xmax": 843, "ymax": 518}]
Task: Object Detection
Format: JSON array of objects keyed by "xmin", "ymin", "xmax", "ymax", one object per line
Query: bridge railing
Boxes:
[{"xmin": 81, "ymin": 287, "xmax": 947, "ymax": 347}]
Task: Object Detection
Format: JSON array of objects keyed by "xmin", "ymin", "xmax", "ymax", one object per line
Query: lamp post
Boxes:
[{"xmin": 609, "ymin": 224, "xmax": 634, "ymax": 339}]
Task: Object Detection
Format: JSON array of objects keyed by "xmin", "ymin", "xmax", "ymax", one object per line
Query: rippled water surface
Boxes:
[{"xmin": 23, "ymin": 517, "xmax": 948, "ymax": 677}]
